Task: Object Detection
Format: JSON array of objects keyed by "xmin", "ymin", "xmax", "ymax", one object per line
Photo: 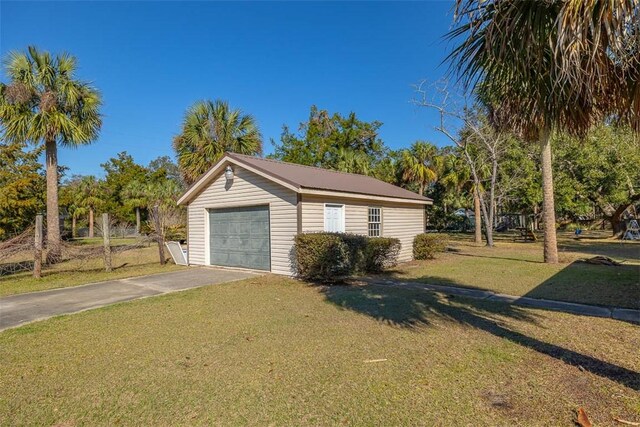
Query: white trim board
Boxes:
[{"xmin": 300, "ymin": 188, "xmax": 431, "ymax": 205}]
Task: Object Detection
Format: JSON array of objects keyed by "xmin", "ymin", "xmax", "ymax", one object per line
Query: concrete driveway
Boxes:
[{"xmin": 0, "ymin": 268, "xmax": 258, "ymax": 331}]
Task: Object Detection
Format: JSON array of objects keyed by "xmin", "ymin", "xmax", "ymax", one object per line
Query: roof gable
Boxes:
[{"xmin": 178, "ymin": 153, "xmax": 433, "ymax": 205}]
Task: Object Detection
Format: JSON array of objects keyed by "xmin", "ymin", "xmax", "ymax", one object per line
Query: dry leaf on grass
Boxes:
[{"xmin": 576, "ymin": 408, "xmax": 592, "ymax": 427}]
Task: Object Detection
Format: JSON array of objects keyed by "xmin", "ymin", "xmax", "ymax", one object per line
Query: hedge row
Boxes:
[{"xmin": 293, "ymin": 233, "xmax": 401, "ymax": 282}]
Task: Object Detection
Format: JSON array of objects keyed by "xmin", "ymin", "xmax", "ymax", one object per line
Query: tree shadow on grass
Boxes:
[
  {"xmin": 321, "ymin": 282, "xmax": 640, "ymax": 391},
  {"xmin": 384, "ymin": 255, "xmax": 640, "ymax": 309},
  {"xmin": 436, "ymin": 260, "xmax": 635, "ymax": 309},
  {"xmin": 559, "ymin": 240, "xmax": 640, "ymax": 261},
  {"xmin": 523, "ymin": 262, "xmax": 640, "ymax": 309}
]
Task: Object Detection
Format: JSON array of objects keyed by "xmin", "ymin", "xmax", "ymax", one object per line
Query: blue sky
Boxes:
[{"xmin": 1, "ymin": 1, "xmax": 455, "ymax": 177}]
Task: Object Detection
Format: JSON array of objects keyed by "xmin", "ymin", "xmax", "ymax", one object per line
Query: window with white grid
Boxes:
[{"xmin": 368, "ymin": 207, "xmax": 381, "ymax": 237}]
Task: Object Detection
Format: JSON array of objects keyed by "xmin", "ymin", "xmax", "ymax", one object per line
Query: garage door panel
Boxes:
[
  {"xmin": 250, "ymin": 222, "xmax": 267, "ymax": 234},
  {"xmin": 216, "ymin": 253, "xmax": 230, "ymax": 264},
  {"xmin": 227, "ymin": 252, "xmax": 244, "ymax": 266},
  {"xmin": 217, "ymin": 222, "xmax": 230, "ymax": 234},
  {"xmin": 249, "ymin": 238, "xmax": 268, "ymax": 251},
  {"xmin": 209, "ymin": 205, "xmax": 271, "ymax": 271}
]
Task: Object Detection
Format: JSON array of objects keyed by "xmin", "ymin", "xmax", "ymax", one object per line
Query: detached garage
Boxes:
[{"xmin": 177, "ymin": 153, "xmax": 432, "ymax": 275}]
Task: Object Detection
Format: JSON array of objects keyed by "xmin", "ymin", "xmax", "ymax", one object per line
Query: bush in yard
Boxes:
[
  {"xmin": 293, "ymin": 233, "xmax": 352, "ymax": 281},
  {"xmin": 338, "ymin": 233, "xmax": 368, "ymax": 272},
  {"xmin": 413, "ymin": 233, "xmax": 447, "ymax": 260},
  {"xmin": 363, "ymin": 237, "xmax": 401, "ymax": 273},
  {"xmin": 293, "ymin": 233, "xmax": 402, "ymax": 282}
]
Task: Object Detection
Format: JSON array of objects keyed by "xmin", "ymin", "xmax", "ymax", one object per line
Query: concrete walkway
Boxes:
[
  {"xmin": 363, "ymin": 278, "xmax": 640, "ymax": 323},
  {"xmin": 0, "ymin": 268, "xmax": 258, "ymax": 331}
]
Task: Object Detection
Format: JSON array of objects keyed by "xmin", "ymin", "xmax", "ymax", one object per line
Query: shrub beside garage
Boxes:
[
  {"xmin": 364, "ymin": 237, "xmax": 401, "ymax": 273},
  {"xmin": 413, "ymin": 233, "xmax": 448, "ymax": 260},
  {"xmin": 293, "ymin": 233, "xmax": 400, "ymax": 282}
]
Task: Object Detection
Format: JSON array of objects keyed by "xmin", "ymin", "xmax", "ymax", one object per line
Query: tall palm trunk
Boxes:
[
  {"xmin": 89, "ymin": 208, "xmax": 94, "ymax": 238},
  {"xmin": 135, "ymin": 207, "xmax": 141, "ymax": 235},
  {"xmin": 473, "ymin": 190, "xmax": 482, "ymax": 244},
  {"xmin": 540, "ymin": 127, "xmax": 558, "ymax": 263},
  {"xmin": 72, "ymin": 216, "xmax": 77, "ymax": 238},
  {"xmin": 45, "ymin": 139, "xmax": 61, "ymax": 261}
]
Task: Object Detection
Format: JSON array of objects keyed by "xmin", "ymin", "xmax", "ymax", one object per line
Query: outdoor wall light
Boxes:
[{"xmin": 224, "ymin": 165, "xmax": 234, "ymax": 181}]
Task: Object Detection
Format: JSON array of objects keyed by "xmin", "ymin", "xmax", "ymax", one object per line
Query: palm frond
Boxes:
[
  {"xmin": 173, "ymin": 99, "xmax": 262, "ymax": 184},
  {"xmin": 0, "ymin": 46, "xmax": 102, "ymax": 146},
  {"xmin": 448, "ymin": 0, "xmax": 639, "ymax": 136}
]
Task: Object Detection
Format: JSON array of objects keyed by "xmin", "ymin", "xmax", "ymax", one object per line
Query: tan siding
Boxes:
[
  {"xmin": 300, "ymin": 195, "xmax": 425, "ymax": 262},
  {"xmin": 346, "ymin": 203, "xmax": 369, "ymax": 235},
  {"xmin": 187, "ymin": 165, "xmax": 297, "ymax": 275},
  {"xmin": 300, "ymin": 196, "xmax": 324, "ymax": 232},
  {"xmin": 381, "ymin": 205, "xmax": 425, "ymax": 261}
]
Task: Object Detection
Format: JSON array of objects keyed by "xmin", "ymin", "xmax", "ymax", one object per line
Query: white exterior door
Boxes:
[{"xmin": 324, "ymin": 204, "xmax": 345, "ymax": 232}]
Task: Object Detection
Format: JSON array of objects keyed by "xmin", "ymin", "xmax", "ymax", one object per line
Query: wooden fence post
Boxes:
[
  {"xmin": 33, "ymin": 214, "xmax": 43, "ymax": 278},
  {"xmin": 103, "ymin": 213, "xmax": 112, "ymax": 272},
  {"xmin": 153, "ymin": 204, "xmax": 166, "ymax": 265}
]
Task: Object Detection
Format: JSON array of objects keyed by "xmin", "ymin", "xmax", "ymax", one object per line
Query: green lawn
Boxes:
[
  {"xmin": 386, "ymin": 231, "xmax": 640, "ymax": 309},
  {"xmin": 1, "ymin": 276, "xmax": 638, "ymax": 426},
  {"xmin": 0, "ymin": 240, "xmax": 183, "ymax": 297}
]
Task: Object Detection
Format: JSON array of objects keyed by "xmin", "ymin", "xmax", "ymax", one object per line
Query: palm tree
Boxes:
[
  {"xmin": 399, "ymin": 141, "xmax": 439, "ymax": 196},
  {"xmin": 333, "ymin": 147, "xmax": 371, "ymax": 175},
  {"xmin": 0, "ymin": 46, "xmax": 102, "ymax": 257},
  {"xmin": 173, "ymin": 100, "xmax": 262, "ymax": 185},
  {"xmin": 439, "ymin": 153, "xmax": 485, "ymax": 244},
  {"xmin": 59, "ymin": 182, "xmax": 82, "ymax": 238},
  {"xmin": 144, "ymin": 179, "xmax": 182, "ymax": 265},
  {"xmin": 70, "ymin": 206, "xmax": 87, "ymax": 239},
  {"xmin": 448, "ymin": 1, "xmax": 639, "ymax": 263},
  {"xmin": 438, "ymin": 153, "xmax": 466, "ymax": 212},
  {"xmin": 122, "ymin": 180, "xmax": 147, "ymax": 235},
  {"xmin": 77, "ymin": 176, "xmax": 103, "ymax": 238}
]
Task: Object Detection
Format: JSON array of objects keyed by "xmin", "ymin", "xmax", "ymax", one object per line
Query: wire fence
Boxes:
[
  {"xmin": 0, "ymin": 226, "xmax": 37, "ymax": 275},
  {"xmin": 0, "ymin": 214, "xmax": 165, "ymax": 278},
  {"xmin": 74, "ymin": 226, "xmax": 138, "ymax": 238}
]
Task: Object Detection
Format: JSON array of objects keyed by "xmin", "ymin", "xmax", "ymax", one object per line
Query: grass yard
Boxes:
[
  {"xmin": 0, "ymin": 239, "xmax": 183, "ymax": 297},
  {"xmin": 2, "ymin": 232, "xmax": 637, "ymax": 310},
  {"xmin": 386, "ymin": 231, "xmax": 640, "ymax": 309},
  {"xmin": 1, "ymin": 275, "xmax": 638, "ymax": 426}
]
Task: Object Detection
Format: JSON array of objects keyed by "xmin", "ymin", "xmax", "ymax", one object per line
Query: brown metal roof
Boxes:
[{"xmin": 227, "ymin": 153, "xmax": 432, "ymax": 202}]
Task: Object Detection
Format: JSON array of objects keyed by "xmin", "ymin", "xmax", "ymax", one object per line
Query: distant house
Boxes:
[{"xmin": 177, "ymin": 153, "xmax": 432, "ymax": 275}]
